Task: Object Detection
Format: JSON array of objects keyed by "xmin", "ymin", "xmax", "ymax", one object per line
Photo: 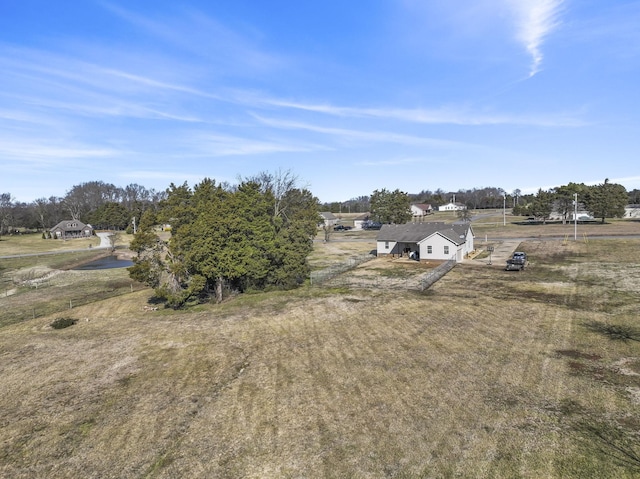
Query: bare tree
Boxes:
[
  {"xmin": 511, "ymin": 189, "xmax": 522, "ymax": 207},
  {"xmin": 245, "ymin": 169, "xmax": 299, "ymax": 219},
  {"xmin": 108, "ymin": 231, "xmax": 121, "ymax": 252}
]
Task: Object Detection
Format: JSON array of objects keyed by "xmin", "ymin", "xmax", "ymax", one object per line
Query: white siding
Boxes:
[
  {"xmin": 418, "ymin": 234, "xmax": 458, "ymax": 261},
  {"xmin": 376, "ymin": 240, "xmax": 397, "ymax": 255}
]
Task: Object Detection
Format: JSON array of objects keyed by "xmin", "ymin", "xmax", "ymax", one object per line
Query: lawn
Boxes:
[
  {"xmin": 0, "ymin": 232, "xmax": 97, "ymax": 256},
  {"xmin": 1, "ymin": 236, "xmax": 639, "ymax": 477}
]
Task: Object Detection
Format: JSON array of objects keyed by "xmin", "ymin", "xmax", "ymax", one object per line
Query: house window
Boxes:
[
  {"xmin": 385, "ymin": 241, "xmax": 389, "ymax": 249},
  {"xmin": 427, "ymin": 245, "xmax": 432, "ymax": 254},
  {"xmin": 444, "ymin": 246, "xmax": 449, "ymax": 255}
]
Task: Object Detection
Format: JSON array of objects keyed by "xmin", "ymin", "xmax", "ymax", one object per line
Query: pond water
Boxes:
[{"xmin": 73, "ymin": 255, "xmax": 134, "ymax": 270}]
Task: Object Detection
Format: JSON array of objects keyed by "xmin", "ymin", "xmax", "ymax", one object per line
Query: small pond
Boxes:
[{"xmin": 73, "ymin": 255, "xmax": 134, "ymax": 270}]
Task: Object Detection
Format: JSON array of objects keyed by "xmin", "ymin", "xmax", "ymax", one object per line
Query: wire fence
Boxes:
[
  {"xmin": 310, "ymin": 253, "xmax": 376, "ymax": 286},
  {"xmin": 312, "ymin": 258, "xmax": 456, "ymax": 292},
  {"xmin": 416, "ymin": 260, "xmax": 456, "ymax": 291}
]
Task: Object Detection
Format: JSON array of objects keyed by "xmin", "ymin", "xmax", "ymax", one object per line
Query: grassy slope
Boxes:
[
  {"xmin": 0, "ymin": 249, "xmax": 142, "ymax": 328},
  {"xmin": 1, "ymin": 237, "xmax": 639, "ymax": 477}
]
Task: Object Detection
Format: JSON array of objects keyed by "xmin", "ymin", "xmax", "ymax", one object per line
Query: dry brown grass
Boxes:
[
  {"xmin": 0, "ymin": 251, "xmax": 143, "ymax": 328},
  {"xmin": 0, "ymin": 233, "xmax": 97, "ymax": 256},
  {"xmin": 1, "ymin": 239, "xmax": 639, "ymax": 477},
  {"xmin": 473, "ymin": 218, "xmax": 640, "ymax": 239}
]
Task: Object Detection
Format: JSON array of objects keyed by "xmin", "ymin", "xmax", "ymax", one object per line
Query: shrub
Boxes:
[{"xmin": 50, "ymin": 317, "xmax": 78, "ymax": 329}]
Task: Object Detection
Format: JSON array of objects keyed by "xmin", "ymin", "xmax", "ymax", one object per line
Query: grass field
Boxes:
[
  {"xmin": 0, "ymin": 233, "xmax": 97, "ymax": 256},
  {"xmin": 1, "ymin": 231, "xmax": 639, "ymax": 477}
]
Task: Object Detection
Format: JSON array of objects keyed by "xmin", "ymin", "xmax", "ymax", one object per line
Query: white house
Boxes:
[
  {"xmin": 411, "ymin": 203, "xmax": 433, "ymax": 218},
  {"xmin": 319, "ymin": 212, "xmax": 338, "ymax": 228},
  {"xmin": 376, "ymin": 222, "xmax": 474, "ymax": 263},
  {"xmin": 353, "ymin": 213, "xmax": 370, "ymax": 230},
  {"xmin": 438, "ymin": 202, "xmax": 466, "ymax": 212},
  {"xmin": 625, "ymin": 205, "xmax": 640, "ymax": 219}
]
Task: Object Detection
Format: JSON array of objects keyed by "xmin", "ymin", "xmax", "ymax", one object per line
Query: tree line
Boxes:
[
  {"xmin": 362, "ymin": 180, "xmax": 632, "ymax": 226},
  {"xmin": 0, "ymin": 181, "xmax": 166, "ymax": 237},
  {"xmin": 321, "ymin": 185, "xmax": 640, "ymax": 215},
  {"xmin": 2, "ymin": 179, "xmax": 637, "ymax": 237},
  {"xmin": 516, "ymin": 180, "xmax": 630, "ymax": 224}
]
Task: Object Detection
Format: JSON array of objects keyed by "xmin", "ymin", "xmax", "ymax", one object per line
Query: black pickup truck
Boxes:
[{"xmin": 505, "ymin": 252, "xmax": 527, "ymax": 271}]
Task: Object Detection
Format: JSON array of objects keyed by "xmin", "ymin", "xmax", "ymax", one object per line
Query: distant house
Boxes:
[
  {"xmin": 353, "ymin": 213, "xmax": 370, "ymax": 230},
  {"xmin": 625, "ymin": 205, "xmax": 640, "ymax": 219},
  {"xmin": 376, "ymin": 222, "xmax": 474, "ymax": 263},
  {"xmin": 50, "ymin": 220, "xmax": 93, "ymax": 239},
  {"xmin": 411, "ymin": 203, "xmax": 433, "ymax": 218},
  {"xmin": 438, "ymin": 202, "xmax": 466, "ymax": 212},
  {"xmin": 319, "ymin": 212, "xmax": 338, "ymax": 228}
]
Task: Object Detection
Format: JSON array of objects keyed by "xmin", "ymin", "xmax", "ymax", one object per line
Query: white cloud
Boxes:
[
  {"xmin": 186, "ymin": 133, "xmax": 322, "ymax": 157},
  {"xmin": 0, "ymin": 140, "xmax": 119, "ymax": 163},
  {"xmin": 356, "ymin": 157, "xmax": 433, "ymax": 167},
  {"xmin": 506, "ymin": 0, "xmax": 565, "ymax": 77},
  {"xmin": 252, "ymin": 114, "xmax": 468, "ymax": 147},
  {"xmin": 259, "ymin": 98, "xmax": 585, "ymax": 127}
]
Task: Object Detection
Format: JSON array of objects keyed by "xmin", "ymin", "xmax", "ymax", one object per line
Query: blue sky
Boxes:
[{"xmin": 1, "ymin": 0, "xmax": 639, "ymax": 203}]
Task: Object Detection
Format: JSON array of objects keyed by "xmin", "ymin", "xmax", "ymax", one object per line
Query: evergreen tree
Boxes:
[
  {"xmin": 88, "ymin": 202, "xmax": 131, "ymax": 230},
  {"xmin": 128, "ymin": 210, "xmax": 164, "ymax": 290},
  {"xmin": 583, "ymin": 179, "xmax": 628, "ymax": 223},
  {"xmin": 370, "ymin": 188, "xmax": 412, "ymax": 224},
  {"xmin": 129, "ymin": 176, "xmax": 319, "ymax": 307},
  {"xmin": 531, "ymin": 189, "xmax": 554, "ymax": 223},
  {"xmin": 552, "ymin": 183, "xmax": 587, "ymax": 224}
]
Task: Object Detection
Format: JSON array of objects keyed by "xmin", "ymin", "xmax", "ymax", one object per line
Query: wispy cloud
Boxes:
[
  {"xmin": 186, "ymin": 133, "xmax": 324, "ymax": 157},
  {"xmin": 356, "ymin": 157, "xmax": 435, "ymax": 167},
  {"xmin": 0, "ymin": 138, "xmax": 122, "ymax": 172},
  {"xmin": 506, "ymin": 0, "xmax": 565, "ymax": 77},
  {"xmin": 252, "ymin": 114, "xmax": 469, "ymax": 148},
  {"xmin": 259, "ymin": 98, "xmax": 585, "ymax": 127},
  {"xmin": 99, "ymin": 1, "xmax": 283, "ymax": 73}
]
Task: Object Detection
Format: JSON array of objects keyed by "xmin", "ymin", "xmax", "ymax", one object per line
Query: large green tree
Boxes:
[
  {"xmin": 88, "ymin": 202, "xmax": 131, "ymax": 230},
  {"xmin": 583, "ymin": 179, "xmax": 628, "ymax": 223},
  {"xmin": 530, "ymin": 189, "xmax": 554, "ymax": 223},
  {"xmin": 553, "ymin": 183, "xmax": 587, "ymax": 224},
  {"xmin": 370, "ymin": 188, "xmax": 411, "ymax": 224},
  {"xmin": 129, "ymin": 175, "xmax": 319, "ymax": 307}
]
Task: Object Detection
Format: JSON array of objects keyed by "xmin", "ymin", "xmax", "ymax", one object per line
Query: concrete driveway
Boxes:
[
  {"xmin": 96, "ymin": 232, "xmax": 113, "ymax": 248},
  {"xmin": 476, "ymin": 239, "xmax": 523, "ymax": 266}
]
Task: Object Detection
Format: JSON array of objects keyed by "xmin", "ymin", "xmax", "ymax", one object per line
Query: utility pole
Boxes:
[
  {"xmin": 574, "ymin": 193, "xmax": 578, "ymax": 241},
  {"xmin": 503, "ymin": 193, "xmax": 506, "ymax": 226}
]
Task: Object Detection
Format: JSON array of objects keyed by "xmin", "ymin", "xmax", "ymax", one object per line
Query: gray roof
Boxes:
[
  {"xmin": 376, "ymin": 222, "xmax": 472, "ymax": 245},
  {"xmin": 319, "ymin": 212, "xmax": 337, "ymax": 220},
  {"xmin": 50, "ymin": 220, "xmax": 92, "ymax": 232}
]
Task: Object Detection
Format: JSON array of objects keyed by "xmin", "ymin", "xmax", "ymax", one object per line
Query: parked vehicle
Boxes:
[
  {"xmin": 505, "ymin": 251, "xmax": 527, "ymax": 271},
  {"xmin": 333, "ymin": 225, "xmax": 352, "ymax": 231},
  {"xmin": 362, "ymin": 221, "xmax": 382, "ymax": 230}
]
